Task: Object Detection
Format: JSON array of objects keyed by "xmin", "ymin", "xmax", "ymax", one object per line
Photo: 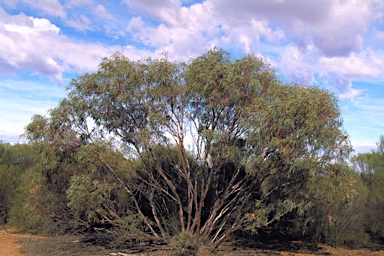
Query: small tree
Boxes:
[
  {"xmin": 302, "ymin": 164, "xmax": 367, "ymax": 247},
  {"xmin": 352, "ymin": 136, "xmax": 384, "ymax": 243},
  {"xmin": 26, "ymin": 49, "xmax": 352, "ymax": 248},
  {"xmin": 0, "ymin": 143, "xmax": 40, "ymax": 224}
]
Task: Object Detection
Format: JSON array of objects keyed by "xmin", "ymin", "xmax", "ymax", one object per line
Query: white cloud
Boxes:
[
  {"xmin": 2, "ymin": 0, "xmax": 18, "ymax": 8},
  {"xmin": 122, "ymin": 0, "xmax": 382, "ymax": 66},
  {"xmin": 278, "ymin": 44, "xmax": 316, "ymax": 84},
  {"xmin": 94, "ymin": 4, "xmax": 115, "ymax": 21},
  {"xmin": 126, "ymin": 6, "xmax": 213, "ymax": 59},
  {"xmin": 0, "ymin": 13, "xmax": 62, "ymax": 81},
  {"xmin": 274, "ymin": 43, "xmax": 384, "ymax": 99},
  {"xmin": 0, "ymin": 9, "xmax": 148, "ymax": 82},
  {"xmin": 307, "ymin": 1, "xmax": 371, "ymax": 56},
  {"xmin": 123, "ymin": 0, "xmax": 182, "ymax": 25},
  {"xmin": 373, "ymin": 28, "xmax": 384, "ymax": 43},
  {"xmin": 208, "ymin": 0, "xmax": 382, "ymax": 57},
  {"xmin": 319, "ymin": 50, "xmax": 383, "ymax": 80},
  {"xmin": 210, "ymin": 0, "xmax": 330, "ymax": 24},
  {"xmin": 22, "ymin": 0, "xmax": 66, "ymax": 18},
  {"xmin": 65, "ymin": 14, "xmax": 93, "ymax": 31},
  {"xmin": 65, "ymin": 0, "xmax": 94, "ymax": 8},
  {"xmin": 121, "ymin": 0, "xmax": 384, "ymax": 102},
  {"xmin": 0, "ymin": 0, "xmax": 383, "ymax": 152},
  {"xmin": 125, "ymin": 0, "xmax": 288, "ymax": 59},
  {"xmin": 0, "ymin": 11, "xmax": 67, "ymax": 80},
  {"xmin": 4, "ymin": 16, "xmax": 60, "ymax": 36},
  {"xmin": 339, "ymin": 87, "xmax": 364, "ymax": 101},
  {"xmin": 2, "ymin": 0, "xmax": 384, "ymax": 98}
]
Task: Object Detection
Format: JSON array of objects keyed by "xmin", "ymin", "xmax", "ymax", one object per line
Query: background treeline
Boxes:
[
  {"xmin": 1, "ymin": 49, "xmax": 383, "ymax": 251},
  {"xmin": 1, "ymin": 139, "xmax": 383, "ymax": 248}
]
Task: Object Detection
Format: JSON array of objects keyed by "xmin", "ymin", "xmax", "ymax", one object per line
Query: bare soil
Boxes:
[
  {"xmin": 0, "ymin": 225, "xmax": 43, "ymax": 256},
  {"xmin": 1, "ymin": 225, "xmax": 384, "ymax": 256}
]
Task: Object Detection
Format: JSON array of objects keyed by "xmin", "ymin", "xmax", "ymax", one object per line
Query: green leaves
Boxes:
[
  {"xmin": 0, "ymin": 143, "xmax": 40, "ymax": 224},
  {"xmin": 23, "ymin": 49, "xmax": 354, "ymax": 247},
  {"xmin": 351, "ymin": 136, "xmax": 384, "ymax": 243},
  {"xmin": 67, "ymin": 174, "xmax": 111, "ymax": 221}
]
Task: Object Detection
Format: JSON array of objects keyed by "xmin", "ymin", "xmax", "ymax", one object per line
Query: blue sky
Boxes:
[{"xmin": 0, "ymin": 0, "xmax": 384, "ymax": 154}]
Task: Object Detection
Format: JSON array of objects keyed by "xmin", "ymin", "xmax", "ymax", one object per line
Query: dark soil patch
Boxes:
[
  {"xmin": 11, "ymin": 232, "xmax": 384, "ymax": 256},
  {"xmin": 17, "ymin": 235, "xmax": 115, "ymax": 256}
]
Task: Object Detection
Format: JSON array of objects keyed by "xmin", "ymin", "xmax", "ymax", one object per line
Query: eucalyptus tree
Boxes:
[{"xmin": 26, "ymin": 49, "xmax": 352, "ymax": 248}]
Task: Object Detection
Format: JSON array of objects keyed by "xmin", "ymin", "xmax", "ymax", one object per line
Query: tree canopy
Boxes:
[{"xmin": 25, "ymin": 49, "xmax": 352, "ymax": 249}]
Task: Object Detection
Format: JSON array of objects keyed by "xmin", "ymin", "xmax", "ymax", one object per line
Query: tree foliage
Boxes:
[
  {"xmin": 302, "ymin": 164, "xmax": 367, "ymax": 247},
  {"xmin": 0, "ymin": 142, "xmax": 40, "ymax": 224},
  {"xmin": 25, "ymin": 49, "xmax": 352, "ymax": 248},
  {"xmin": 352, "ymin": 136, "xmax": 384, "ymax": 243}
]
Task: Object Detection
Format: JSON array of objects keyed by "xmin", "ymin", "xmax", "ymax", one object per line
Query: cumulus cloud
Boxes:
[
  {"xmin": 4, "ymin": 16, "xmax": 60, "ymax": 35},
  {"xmin": 3, "ymin": 0, "xmax": 384, "ymax": 153},
  {"xmin": 6, "ymin": 0, "xmax": 119, "ymax": 33},
  {"xmin": 309, "ymin": 1, "xmax": 374, "ymax": 56},
  {"xmin": 8, "ymin": 0, "xmax": 378, "ymax": 76},
  {"xmin": 0, "ymin": 10, "xmax": 66, "ymax": 80},
  {"xmin": 210, "ymin": 0, "xmax": 379, "ymax": 57},
  {"xmin": 276, "ymin": 44, "xmax": 383, "ymax": 99},
  {"xmin": 0, "ymin": 8, "xmax": 151, "ymax": 82},
  {"xmin": 126, "ymin": 1, "xmax": 218, "ymax": 59},
  {"xmin": 125, "ymin": 0, "xmax": 288, "ymax": 59},
  {"xmin": 316, "ymin": 49, "xmax": 383, "ymax": 98},
  {"xmin": 320, "ymin": 51, "xmax": 383, "ymax": 80},
  {"xmin": 278, "ymin": 44, "xmax": 316, "ymax": 84},
  {"xmin": 335, "ymin": 79, "xmax": 364, "ymax": 101},
  {"xmin": 1, "ymin": 0, "xmax": 384, "ymax": 100}
]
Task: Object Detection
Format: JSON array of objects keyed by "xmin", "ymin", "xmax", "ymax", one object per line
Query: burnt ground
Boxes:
[
  {"xmin": 1, "ymin": 225, "xmax": 384, "ymax": 256},
  {"xmin": 14, "ymin": 235, "xmax": 384, "ymax": 256}
]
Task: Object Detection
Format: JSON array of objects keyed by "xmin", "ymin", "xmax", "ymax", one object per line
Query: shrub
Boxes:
[{"xmin": 169, "ymin": 231, "xmax": 199, "ymax": 255}]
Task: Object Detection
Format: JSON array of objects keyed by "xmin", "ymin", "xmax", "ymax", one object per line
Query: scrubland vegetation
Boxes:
[{"xmin": 1, "ymin": 49, "xmax": 383, "ymax": 255}]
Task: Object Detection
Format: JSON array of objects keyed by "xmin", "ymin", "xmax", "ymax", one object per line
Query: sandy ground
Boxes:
[
  {"xmin": 1, "ymin": 226, "xmax": 21, "ymax": 256},
  {"xmin": 1, "ymin": 224, "xmax": 384, "ymax": 256},
  {"xmin": 0, "ymin": 225, "xmax": 44, "ymax": 256},
  {"xmin": 1, "ymin": 233, "xmax": 27, "ymax": 256}
]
